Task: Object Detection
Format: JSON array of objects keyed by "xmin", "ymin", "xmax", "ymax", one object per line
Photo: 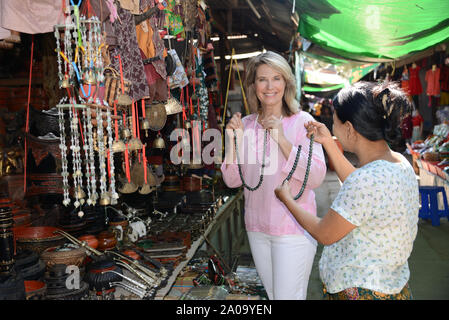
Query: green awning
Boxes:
[
  {"xmin": 303, "ymin": 83, "xmax": 344, "ymax": 92},
  {"xmin": 300, "ymin": 51, "xmax": 380, "ymax": 92},
  {"xmin": 296, "ymin": 0, "xmax": 449, "ymax": 62}
]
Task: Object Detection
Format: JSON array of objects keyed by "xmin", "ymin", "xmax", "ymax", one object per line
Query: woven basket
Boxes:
[
  {"xmin": 40, "ymin": 245, "xmax": 87, "ymax": 268},
  {"xmin": 103, "ymin": 67, "xmax": 132, "ymax": 107}
]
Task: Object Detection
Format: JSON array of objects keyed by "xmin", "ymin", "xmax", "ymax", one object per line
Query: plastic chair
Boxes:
[{"xmin": 419, "ymin": 186, "xmax": 449, "ymax": 226}]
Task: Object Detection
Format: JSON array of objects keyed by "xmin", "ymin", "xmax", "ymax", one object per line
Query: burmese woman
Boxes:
[{"xmin": 276, "ymin": 81, "xmax": 419, "ymax": 300}]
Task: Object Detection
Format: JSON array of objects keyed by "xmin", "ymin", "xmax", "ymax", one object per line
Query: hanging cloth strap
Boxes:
[
  {"xmin": 24, "ymin": 35, "xmax": 35, "ymax": 193},
  {"xmin": 222, "ymin": 48, "xmax": 249, "ymax": 138}
]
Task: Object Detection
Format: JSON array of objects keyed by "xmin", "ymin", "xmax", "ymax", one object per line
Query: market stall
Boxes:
[
  {"xmin": 0, "ymin": 0, "xmax": 260, "ymax": 301},
  {"xmin": 1, "ymin": 0, "xmax": 449, "ymax": 302},
  {"xmin": 409, "ymin": 123, "xmax": 449, "ymax": 209}
]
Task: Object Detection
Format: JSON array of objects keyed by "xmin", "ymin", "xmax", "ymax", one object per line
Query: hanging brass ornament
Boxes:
[
  {"xmin": 152, "ymin": 132, "xmax": 165, "ymax": 149},
  {"xmin": 141, "ymin": 118, "xmax": 150, "ymax": 137},
  {"xmin": 164, "ymin": 97, "xmax": 183, "ymax": 115},
  {"xmin": 128, "ymin": 137, "xmax": 143, "ymax": 151},
  {"xmin": 84, "ymin": 69, "xmax": 97, "ymax": 85}
]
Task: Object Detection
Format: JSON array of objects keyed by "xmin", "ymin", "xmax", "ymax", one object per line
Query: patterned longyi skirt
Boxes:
[{"xmin": 323, "ymin": 283, "xmax": 412, "ymax": 300}]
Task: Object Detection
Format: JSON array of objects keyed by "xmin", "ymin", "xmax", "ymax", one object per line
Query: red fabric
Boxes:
[
  {"xmin": 139, "ymin": 49, "xmax": 168, "ymax": 103},
  {"xmin": 412, "ymin": 114, "xmax": 423, "ymax": 127},
  {"xmin": 401, "ymin": 80, "xmax": 410, "ymax": 96},
  {"xmin": 425, "ymin": 68, "xmax": 441, "ymax": 96},
  {"xmin": 409, "ymin": 66, "xmax": 422, "ymax": 96},
  {"xmin": 440, "ymin": 65, "xmax": 449, "ymax": 92}
]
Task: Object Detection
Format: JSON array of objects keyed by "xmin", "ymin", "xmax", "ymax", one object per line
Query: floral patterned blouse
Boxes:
[{"xmin": 319, "ymin": 156, "xmax": 419, "ymax": 294}]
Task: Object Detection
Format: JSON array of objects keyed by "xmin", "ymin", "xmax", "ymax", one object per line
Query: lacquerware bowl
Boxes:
[
  {"xmin": 24, "ymin": 280, "xmax": 47, "ymax": 300},
  {"xmin": 14, "ymin": 226, "xmax": 66, "ymax": 254}
]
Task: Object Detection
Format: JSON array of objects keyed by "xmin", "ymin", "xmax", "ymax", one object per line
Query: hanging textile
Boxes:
[
  {"xmin": 425, "ymin": 67, "xmax": 441, "ymax": 96},
  {"xmin": 440, "ymin": 64, "xmax": 449, "ymax": 92},
  {"xmin": 164, "ymin": 0, "xmax": 184, "ymax": 36},
  {"xmin": 408, "ymin": 65, "xmax": 423, "ymax": 96},
  {"xmin": 110, "ymin": 4, "xmax": 149, "ymax": 101},
  {"xmin": 0, "ymin": 0, "xmax": 65, "ymax": 34},
  {"xmin": 140, "ymin": 0, "xmax": 167, "ymax": 80}
]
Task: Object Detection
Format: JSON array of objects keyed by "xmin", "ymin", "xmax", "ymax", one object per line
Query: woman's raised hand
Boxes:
[
  {"xmin": 305, "ymin": 121, "xmax": 333, "ymax": 145},
  {"xmin": 225, "ymin": 112, "xmax": 244, "ymax": 139},
  {"xmin": 226, "ymin": 112, "xmax": 244, "ymax": 131},
  {"xmin": 261, "ymin": 115, "xmax": 284, "ymax": 144}
]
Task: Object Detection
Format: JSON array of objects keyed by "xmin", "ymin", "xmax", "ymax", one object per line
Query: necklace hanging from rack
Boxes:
[{"xmin": 233, "ymin": 125, "xmax": 314, "ymax": 200}]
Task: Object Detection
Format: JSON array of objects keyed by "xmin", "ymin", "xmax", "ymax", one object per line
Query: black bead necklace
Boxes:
[{"xmin": 233, "ymin": 128, "xmax": 314, "ymax": 200}]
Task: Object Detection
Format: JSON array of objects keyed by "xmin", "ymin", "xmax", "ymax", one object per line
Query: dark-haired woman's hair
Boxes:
[{"xmin": 332, "ymin": 81, "xmax": 411, "ymax": 143}]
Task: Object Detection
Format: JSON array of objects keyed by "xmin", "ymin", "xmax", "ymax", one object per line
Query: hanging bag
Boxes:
[
  {"xmin": 102, "ymin": 67, "xmax": 132, "ymax": 106},
  {"xmin": 167, "ymin": 49, "xmax": 189, "ymax": 89}
]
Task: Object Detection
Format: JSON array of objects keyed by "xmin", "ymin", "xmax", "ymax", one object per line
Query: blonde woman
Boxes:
[{"xmin": 221, "ymin": 51, "xmax": 326, "ymax": 300}]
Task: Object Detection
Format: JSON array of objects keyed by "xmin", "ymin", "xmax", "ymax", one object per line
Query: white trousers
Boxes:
[{"xmin": 247, "ymin": 231, "xmax": 317, "ymax": 300}]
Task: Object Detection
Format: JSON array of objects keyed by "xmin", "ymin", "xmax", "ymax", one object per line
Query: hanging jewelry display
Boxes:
[
  {"xmin": 54, "ymin": 15, "xmax": 76, "ymax": 88},
  {"xmin": 86, "ymin": 106, "xmax": 98, "ymax": 205},
  {"xmin": 58, "ymin": 97, "xmax": 71, "ymax": 206},
  {"xmin": 96, "ymin": 107, "xmax": 110, "ymax": 206},
  {"xmin": 79, "ymin": 16, "xmax": 104, "ymax": 89},
  {"xmin": 82, "ymin": 107, "xmax": 93, "ymax": 204},
  {"xmin": 54, "ymin": 2, "xmax": 108, "ymax": 207},
  {"xmin": 68, "ymin": 100, "xmax": 85, "ymax": 208},
  {"xmin": 105, "ymin": 101, "xmax": 119, "ymax": 205}
]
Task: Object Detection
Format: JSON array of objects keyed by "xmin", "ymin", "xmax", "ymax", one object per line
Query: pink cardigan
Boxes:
[{"xmin": 221, "ymin": 111, "xmax": 326, "ymax": 236}]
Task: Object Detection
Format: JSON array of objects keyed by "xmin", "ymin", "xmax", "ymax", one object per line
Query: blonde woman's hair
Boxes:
[{"xmin": 244, "ymin": 51, "xmax": 300, "ymax": 116}]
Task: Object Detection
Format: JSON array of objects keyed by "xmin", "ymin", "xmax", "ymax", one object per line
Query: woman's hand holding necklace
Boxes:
[
  {"xmin": 261, "ymin": 115, "xmax": 292, "ymax": 159},
  {"xmin": 225, "ymin": 112, "xmax": 244, "ymax": 166}
]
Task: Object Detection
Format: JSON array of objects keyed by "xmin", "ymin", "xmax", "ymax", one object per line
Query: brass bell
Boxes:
[
  {"xmin": 99, "ymin": 193, "xmax": 111, "ymax": 206},
  {"xmin": 84, "ymin": 70, "xmax": 96, "ymax": 85},
  {"xmin": 112, "ymin": 139, "xmax": 126, "ymax": 153},
  {"xmin": 141, "ymin": 118, "xmax": 150, "ymax": 137},
  {"xmin": 128, "ymin": 137, "xmax": 143, "ymax": 151},
  {"xmin": 73, "ymin": 185, "xmax": 86, "ymax": 199},
  {"xmin": 117, "ymin": 92, "xmax": 132, "ymax": 106},
  {"xmin": 153, "ymin": 133, "xmax": 165, "ymax": 149},
  {"xmin": 122, "ymin": 127, "xmax": 132, "ymax": 139}
]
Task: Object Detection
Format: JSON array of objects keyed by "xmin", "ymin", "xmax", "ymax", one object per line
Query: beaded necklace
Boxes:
[
  {"xmin": 69, "ymin": 101, "xmax": 84, "ymax": 208},
  {"xmin": 233, "ymin": 116, "xmax": 314, "ymax": 200},
  {"xmin": 105, "ymin": 101, "xmax": 119, "ymax": 205},
  {"xmin": 58, "ymin": 97, "xmax": 70, "ymax": 206}
]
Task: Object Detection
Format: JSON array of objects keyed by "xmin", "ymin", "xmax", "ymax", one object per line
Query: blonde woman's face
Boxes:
[{"xmin": 254, "ymin": 64, "xmax": 286, "ymax": 109}]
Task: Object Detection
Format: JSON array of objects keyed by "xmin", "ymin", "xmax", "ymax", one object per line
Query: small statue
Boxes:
[{"xmin": 0, "ymin": 145, "xmax": 24, "ymax": 177}]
